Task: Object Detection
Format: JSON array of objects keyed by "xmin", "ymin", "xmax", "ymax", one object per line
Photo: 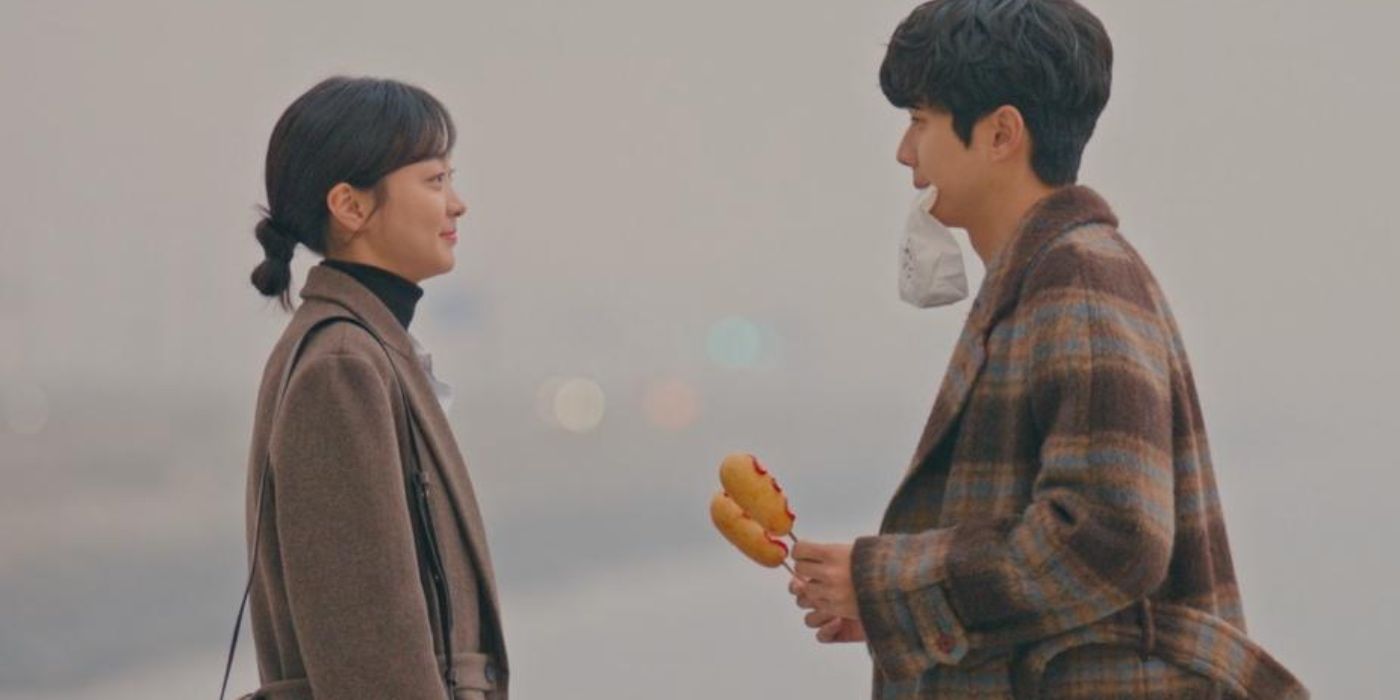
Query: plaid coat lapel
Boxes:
[{"xmin": 889, "ymin": 188, "xmax": 1120, "ymax": 521}]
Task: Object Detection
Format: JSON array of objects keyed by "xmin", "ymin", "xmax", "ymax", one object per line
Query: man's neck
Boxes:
[{"xmin": 964, "ymin": 178, "xmax": 1060, "ymax": 266}]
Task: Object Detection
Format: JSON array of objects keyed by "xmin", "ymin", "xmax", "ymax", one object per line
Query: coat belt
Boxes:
[{"xmin": 1010, "ymin": 602, "xmax": 1306, "ymax": 699}]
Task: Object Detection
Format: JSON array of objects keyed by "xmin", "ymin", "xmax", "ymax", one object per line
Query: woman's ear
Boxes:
[{"xmin": 326, "ymin": 182, "xmax": 374, "ymax": 236}]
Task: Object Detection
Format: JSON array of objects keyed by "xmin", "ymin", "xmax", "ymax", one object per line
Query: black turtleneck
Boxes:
[{"xmin": 321, "ymin": 259, "xmax": 423, "ymax": 330}]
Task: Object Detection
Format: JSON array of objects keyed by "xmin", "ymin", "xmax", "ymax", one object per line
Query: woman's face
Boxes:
[{"xmin": 356, "ymin": 158, "xmax": 466, "ymax": 283}]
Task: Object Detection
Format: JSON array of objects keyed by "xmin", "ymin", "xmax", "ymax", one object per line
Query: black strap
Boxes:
[
  {"xmin": 219, "ymin": 317, "xmax": 456, "ymax": 699},
  {"xmin": 400, "ymin": 369, "xmax": 458, "ymax": 693}
]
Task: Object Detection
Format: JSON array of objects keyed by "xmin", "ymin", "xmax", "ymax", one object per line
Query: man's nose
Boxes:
[{"xmin": 896, "ymin": 134, "xmax": 917, "ymax": 168}]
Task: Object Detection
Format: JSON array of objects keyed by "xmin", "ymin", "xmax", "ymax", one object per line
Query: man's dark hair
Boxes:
[{"xmin": 880, "ymin": 0, "xmax": 1113, "ymax": 185}]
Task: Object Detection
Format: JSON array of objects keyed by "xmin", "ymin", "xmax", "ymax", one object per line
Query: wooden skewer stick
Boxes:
[{"xmin": 784, "ymin": 531, "xmax": 802, "ymax": 575}]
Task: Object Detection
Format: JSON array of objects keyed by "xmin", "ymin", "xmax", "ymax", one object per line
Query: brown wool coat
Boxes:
[
  {"xmin": 241, "ymin": 265, "xmax": 507, "ymax": 700},
  {"xmin": 852, "ymin": 187, "xmax": 1306, "ymax": 699}
]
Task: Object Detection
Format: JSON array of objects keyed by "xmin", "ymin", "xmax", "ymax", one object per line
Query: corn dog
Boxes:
[
  {"xmin": 718, "ymin": 453, "xmax": 796, "ymax": 537},
  {"xmin": 709, "ymin": 492, "xmax": 789, "ymax": 568}
]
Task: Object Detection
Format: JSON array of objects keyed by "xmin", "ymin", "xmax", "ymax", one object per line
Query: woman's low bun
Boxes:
[{"xmin": 251, "ymin": 217, "xmax": 297, "ymax": 309}]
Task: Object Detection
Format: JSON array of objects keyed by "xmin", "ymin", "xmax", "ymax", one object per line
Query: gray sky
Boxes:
[{"xmin": 2, "ymin": 1, "xmax": 1397, "ymax": 697}]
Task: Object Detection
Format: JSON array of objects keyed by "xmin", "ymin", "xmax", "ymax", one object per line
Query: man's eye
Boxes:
[{"xmin": 430, "ymin": 173, "xmax": 447, "ymax": 183}]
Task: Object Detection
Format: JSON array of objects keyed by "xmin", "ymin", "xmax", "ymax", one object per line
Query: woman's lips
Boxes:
[{"xmin": 441, "ymin": 230, "xmax": 458, "ymax": 243}]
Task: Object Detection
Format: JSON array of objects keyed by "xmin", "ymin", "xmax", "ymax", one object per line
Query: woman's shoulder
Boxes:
[{"xmin": 264, "ymin": 304, "xmax": 397, "ymax": 392}]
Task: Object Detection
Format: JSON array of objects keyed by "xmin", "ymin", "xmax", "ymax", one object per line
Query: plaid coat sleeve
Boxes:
[{"xmin": 852, "ymin": 242, "xmax": 1177, "ymax": 683}]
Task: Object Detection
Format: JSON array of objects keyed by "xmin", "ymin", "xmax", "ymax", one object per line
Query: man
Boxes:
[{"xmin": 788, "ymin": 1, "xmax": 1307, "ymax": 697}]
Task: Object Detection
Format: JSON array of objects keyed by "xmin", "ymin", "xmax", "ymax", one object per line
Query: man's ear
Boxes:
[
  {"xmin": 326, "ymin": 182, "xmax": 374, "ymax": 235},
  {"xmin": 984, "ymin": 104, "xmax": 1029, "ymax": 162}
]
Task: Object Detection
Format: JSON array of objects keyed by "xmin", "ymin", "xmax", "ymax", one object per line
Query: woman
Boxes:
[{"xmin": 233, "ymin": 76, "xmax": 506, "ymax": 700}]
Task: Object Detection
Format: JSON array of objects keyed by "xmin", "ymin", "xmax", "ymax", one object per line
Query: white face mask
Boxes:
[{"xmin": 898, "ymin": 186, "xmax": 969, "ymax": 308}]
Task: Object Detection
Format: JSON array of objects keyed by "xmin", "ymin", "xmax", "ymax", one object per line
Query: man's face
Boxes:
[{"xmin": 895, "ymin": 106, "xmax": 986, "ymax": 227}]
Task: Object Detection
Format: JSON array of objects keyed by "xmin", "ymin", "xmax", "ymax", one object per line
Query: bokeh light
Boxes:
[
  {"xmin": 642, "ymin": 378, "xmax": 701, "ymax": 431},
  {"xmin": 706, "ymin": 316, "xmax": 764, "ymax": 369},
  {"xmin": 552, "ymin": 377, "xmax": 606, "ymax": 434}
]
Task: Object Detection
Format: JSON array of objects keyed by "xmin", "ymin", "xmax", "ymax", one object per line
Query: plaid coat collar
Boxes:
[{"xmin": 902, "ymin": 186, "xmax": 1120, "ymax": 481}]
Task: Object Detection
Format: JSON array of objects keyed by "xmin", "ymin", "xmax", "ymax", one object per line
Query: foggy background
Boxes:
[{"xmin": 2, "ymin": 1, "xmax": 1397, "ymax": 697}]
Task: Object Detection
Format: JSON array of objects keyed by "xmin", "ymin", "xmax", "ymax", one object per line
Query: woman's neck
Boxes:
[{"xmin": 320, "ymin": 258, "xmax": 424, "ymax": 330}]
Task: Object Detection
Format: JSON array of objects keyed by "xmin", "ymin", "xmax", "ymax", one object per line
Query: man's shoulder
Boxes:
[{"xmin": 1022, "ymin": 223, "xmax": 1161, "ymax": 310}]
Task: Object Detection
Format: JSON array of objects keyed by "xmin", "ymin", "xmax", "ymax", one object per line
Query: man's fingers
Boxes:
[
  {"xmin": 792, "ymin": 540, "xmax": 833, "ymax": 563},
  {"xmin": 790, "ymin": 577, "xmax": 817, "ymax": 610},
  {"xmin": 816, "ymin": 617, "xmax": 844, "ymax": 643},
  {"xmin": 805, "ymin": 609, "xmax": 836, "ymax": 629},
  {"xmin": 802, "ymin": 580, "xmax": 836, "ymax": 609},
  {"xmin": 791, "ymin": 540, "xmax": 816, "ymax": 562},
  {"xmin": 793, "ymin": 559, "xmax": 823, "ymax": 582}
]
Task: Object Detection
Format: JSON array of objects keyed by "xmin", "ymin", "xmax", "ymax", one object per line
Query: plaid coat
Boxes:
[{"xmin": 852, "ymin": 187, "xmax": 1306, "ymax": 699}]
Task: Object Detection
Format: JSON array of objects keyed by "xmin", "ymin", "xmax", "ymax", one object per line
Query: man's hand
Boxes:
[
  {"xmin": 788, "ymin": 540, "xmax": 863, "ymax": 643},
  {"xmin": 809, "ymin": 608, "xmax": 868, "ymax": 643},
  {"xmin": 792, "ymin": 540, "xmax": 858, "ymax": 619},
  {"xmin": 789, "ymin": 576, "xmax": 866, "ymax": 643}
]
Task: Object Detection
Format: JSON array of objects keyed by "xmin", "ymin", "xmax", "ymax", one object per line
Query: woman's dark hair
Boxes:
[
  {"xmin": 879, "ymin": 0, "xmax": 1112, "ymax": 186},
  {"xmin": 250, "ymin": 76, "xmax": 456, "ymax": 309}
]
